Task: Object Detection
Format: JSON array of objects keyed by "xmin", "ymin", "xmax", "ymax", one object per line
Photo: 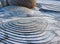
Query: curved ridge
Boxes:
[{"xmin": 0, "ymin": 18, "xmax": 55, "ymax": 44}]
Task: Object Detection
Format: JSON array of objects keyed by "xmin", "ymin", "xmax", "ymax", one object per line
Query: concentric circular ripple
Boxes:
[{"xmin": 0, "ymin": 18, "xmax": 55, "ymax": 44}]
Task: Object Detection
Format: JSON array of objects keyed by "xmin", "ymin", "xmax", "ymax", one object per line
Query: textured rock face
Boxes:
[
  {"xmin": 1, "ymin": 0, "xmax": 36, "ymax": 8},
  {"xmin": 8, "ymin": 0, "xmax": 36, "ymax": 8},
  {"xmin": 0, "ymin": 0, "xmax": 9, "ymax": 7}
]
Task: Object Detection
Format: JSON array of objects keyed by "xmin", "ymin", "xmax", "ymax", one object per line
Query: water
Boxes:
[
  {"xmin": 0, "ymin": 0, "xmax": 60, "ymax": 44},
  {"xmin": 0, "ymin": 5, "xmax": 60, "ymax": 21},
  {"xmin": 37, "ymin": 0, "xmax": 60, "ymax": 21},
  {"xmin": 40, "ymin": 9, "xmax": 60, "ymax": 21}
]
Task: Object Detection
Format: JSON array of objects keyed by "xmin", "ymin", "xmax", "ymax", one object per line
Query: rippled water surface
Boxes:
[
  {"xmin": 0, "ymin": 0, "xmax": 60, "ymax": 44},
  {"xmin": 40, "ymin": 9, "xmax": 60, "ymax": 21}
]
